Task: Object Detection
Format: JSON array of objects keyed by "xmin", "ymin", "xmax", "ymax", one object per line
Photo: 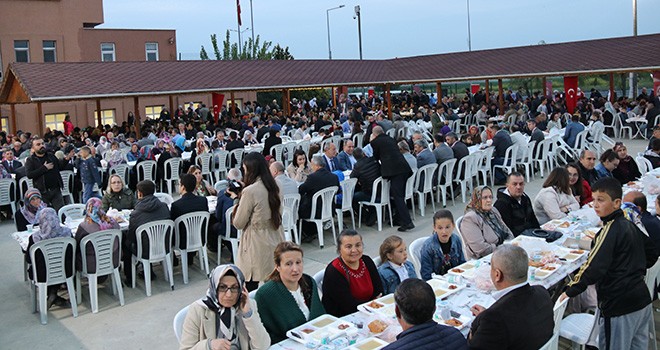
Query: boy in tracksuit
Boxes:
[
  {"xmin": 76, "ymin": 146, "xmax": 102, "ymax": 204},
  {"xmin": 560, "ymin": 177, "xmax": 658, "ymax": 350}
]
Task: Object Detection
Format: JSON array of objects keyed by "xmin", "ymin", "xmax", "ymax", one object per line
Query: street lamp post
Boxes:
[
  {"xmin": 629, "ymin": 0, "xmax": 637, "ymax": 98},
  {"xmin": 466, "ymin": 0, "xmax": 472, "ymax": 51},
  {"xmin": 355, "ymin": 5, "xmax": 363, "ymax": 60},
  {"xmin": 326, "ymin": 5, "xmax": 345, "ymax": 60},
  {"xmin": 230, "ymin": 27, "xmax": 250, "ymax": 56}
]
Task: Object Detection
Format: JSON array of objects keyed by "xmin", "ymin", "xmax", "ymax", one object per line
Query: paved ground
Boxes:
[{"xmin": 0, "ymin": 139, "xmax": 657, "ymax": 349}]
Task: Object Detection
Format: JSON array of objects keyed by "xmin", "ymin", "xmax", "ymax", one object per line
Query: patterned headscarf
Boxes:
[
  {"xmin": 33, "ymin": 207, "xmax": 71, "ymax": 243},
  {"xmin": 466, "ymin": 186, "xmax": 510, "ymax": 245},
  {"xmin": 20, "ymin": 188, "xmax": 47, "ymax": 225},
  {"xmin": 84, "ymin": 197, "xmax": 117, "ymax": 230},
  {"xmin": 621, "ymin": 202, "xmax": 649, "ymax": 236},
  {"xmin": 199, "ymin": 264, "xmax": 245, "ymax": 312}
]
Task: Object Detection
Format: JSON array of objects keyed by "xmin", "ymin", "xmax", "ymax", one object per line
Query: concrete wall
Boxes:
[{"xmin": 79, "ymin": 29, "xmax": 177, "ymax": 62}]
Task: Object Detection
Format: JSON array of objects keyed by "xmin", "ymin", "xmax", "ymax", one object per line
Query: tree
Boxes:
[
  {"xmin": 199, "ymin": 46, "xmax": 209, "ymax": 60},
  {"xmin": 202, "ymin": 30, "xmax": 293, "ymax": 61}
]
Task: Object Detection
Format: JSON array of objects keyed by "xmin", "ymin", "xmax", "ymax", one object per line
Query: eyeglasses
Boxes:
[{"xmin": 218, "ymin": 285, "xmax": 240, "ymax": 294}]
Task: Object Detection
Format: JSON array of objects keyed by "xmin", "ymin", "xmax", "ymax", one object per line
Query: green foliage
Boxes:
[
  {"xmin": 203, "ymin": 30, "xmax": 293, "ymax": 61},
  {"xmin": 211, "ymin": 34, "xmax": 221, "ymax": 60},
  {"xmin": 199, "ymin": 46, "xmax": 209, "ymax": 60}
]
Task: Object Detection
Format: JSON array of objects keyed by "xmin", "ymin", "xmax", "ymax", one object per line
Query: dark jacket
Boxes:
[
  {"xmin": 25, "ymin": 152, "xmax": 63, "ymax": 193},
  {"xmin": 214, "ymin": 192, "xmax": 236, "ymax": 238},
  {"xmin": 468, "ymin": 284, "xmax": 553, "ymax": 350},
  {"xmin": 298, "ymin": 168, "xmax": 339, "ymax": 219},
  {"xmin": 2, "ymin": 159, "xmax": 22, "ymax": 173},
  {"xmin": 322, "ymin": 255, "xmax": 383, "ymax": 317},
  {"xmin": 263, "ymin": 134, "xmax": 282, "ymax": 157},
  {"xmin": 612, "ymin": 156, "xmax": 641, "ymax": 184},
  {"xmin": 564, "ymin": 209, "xmax": 659, "ymax": 317},
  {"xmin": 377, "ymin": 261, "xmax": 417, "ymax": 295},
  {"xmin": 493, "ymin": 188, "xmax": 540, "ymax": 237},
  {"xmin": 101, "ymin": 188, "xmax": 136, "ymax": 211},
  {"xmin": 492, "ymin": 130, "xmax": 513, "ymax": 158},
  {"xmin": 578, "ymin": 161, "xmax": 600, "ymax": 187},
  {"xmin": 640, "ymin": 211, "xmax": 660, "ymax": 255},
  {"xmin": 127, "ymin": 195, "xmax": 171, "ymax": 258},
  {"xmin": 383, "ymin": 321, "xmax": 467, "ymax": 350},
  {"xmin": 370, "ymin": 133, "xmax": 412, "ymax": 179},
  {"xmin": 170, "ymin": 193, "xmax": 209, "ymax": 249},
  {"xmin": 76, "ymin": 156, "xmax": 101, "ymax": 186},
  {"xmin": 75, "ymin": 220, "xmax": 120, "ymax": 273},
  {"xmin": 350, "ymin": 156, "xmax": 381, "ymax": 194},
  {"xmin": 450, "ymin": 141, "xmax": 469, "ymax": 162}
]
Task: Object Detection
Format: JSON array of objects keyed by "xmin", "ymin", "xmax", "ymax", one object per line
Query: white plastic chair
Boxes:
[
  {"xmin": 60, "ymin": 170, "xmax": 75, "ymax": 204},
  {"xmin": 229, "ymin": 149, "xmax": 244, "ymax": 168},
  {"xmin": 408, "ymin": 237, "xmax": 426, "ymax": 278},
  {"xmin": 173, "ymin": 305, "xmax": 190, "ymax": 343},
  {"xmin": 154, "ymin": 192, "xmax": 174, "ymax": 207},
  {"xmin": 352, "ymin": 133, "xmax": 364, "ymax": 149},
  {"xmin": 452, "ymin": 217, "xmax": 472, "ymax": 262},
  {"xmin": 559, "ymin": 308, "xmax": 600, "ymax": 350},
  {"xmin": 404, "ymin": 169, "xmax": 417, "ymax": 220},
  {"xmin": 58, "ymin": 203, "xmax": 86, "ymax": 224},
  {"xmin": 137, "ymin": 160, "xmax": 157, "ymax": 184},
  {"xmin": 174, "ymin": 211, "xmax": 210, "ymax": 284},
  {"xmin": 541, "ymin": 296, "xmax": 569, "ymax": 350},
  {"xmin": 109, "ymin": 164, "xmax": 129, "ymax": 187},
  {"xmin": 436, "ymin": 159, "xmax": 456, "ymax": 208},
  {"xmin": 213, "ymin": 150, "xmax": 229, "ymax": 181},
  {"xmin": 453, "ymin": 155, "xmax": 474, "ymax": 203},
  {"xmin": 299, "ymin": 186, "xmax": 338, "ymax": 248},
  {"xmin": 519, "ymin": 141, "xmax": 536, "ymax": 183},
  {"xmin": 220, "ymin": 206, "xmax": 242, "ymax": 265},
  {"xmin": 163, "ymin": 158, "xmax": 182, "ymax": 195},
  {"xmin": 358, "ymin": 177, "xmax": 393, "ymax": 232},
  {"xmin": 282, "ymin": 207, "xmax": 298, "ymax": 242},
  {"xmin": 283, "ymin": 193, "xmax": 301, "ymax": 223},
  {"xmin": 284, "ymin": 142, "xmax": 297, "ymax": 166},
  {"xmin": 0, "ymin": 178, "xmax": 17, "ymax": 219},
  {"xmin": 214, "ymin": 180, "xmax": 229, "ymax": 194},
  {"xmin": 29, "ymin": 237, "xmax": 78, "ymax": 324},
  {"xmin": 635, "ymin": 155, "xmax": 653, "ymax": 175},
  {"xmin": 645, "ymin": 258, "xmax": 660, "ymax": 350},
  {"xmin": 615, "ymin": 113, "xmax": 633, "ymax": 139},
  {"xmin": 299, "ymin": 140, "xmax": 311, "ymax": 157},
  {"xmin": 477, "ymin": 147, "xmax": 494, "ymax": 186},
  {"xmin": 414, "ymin": 163, "xmax": 438, "ymax": 217},
  {"xmin": 313, "ymin": 269, "xmax": 325, "ymax": 297},
  {"xmin": 336, "ymin": 178, "xmax": 357, "ymax": 233},
  {"xmin": 533, "ymin": 139, "xmax": 554, "ymax": 178},
  {"xmin": 130, "ymin": 220, "xmax": 175, "ymax": 296},
  {"xmin": 270, "ymin": 144, "xmax": 285, "ymax": 164},
  {"xmin": 19, "ymin": 177, "xmax": 33, "ymax": 204},
  {"xmin": 493, "ymin": 144, "xmax": 518, "ymax": 181},
  {"xmin": 75, "ymin": 229, "xmax": 124, "ymax": 313},
  {"xmin": 196, "ymin": 153, "xmax": 214, "ymax": 184}
]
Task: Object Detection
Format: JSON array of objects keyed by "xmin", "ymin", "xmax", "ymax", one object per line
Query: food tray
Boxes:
[
  {"xmin": 446, "ymin": 261, "xmax": 479, "ymax": 278},
  {"xmin": 357, "ymin": 295, "xmax": 397, "ymax": 318},
  {"xmin": 541, "ymin": 219, "xmax": 574, "ymax": 232},
  {"xmin": 426, "ymin": 279, "xmax": 465, "ymax": 300},
  {"xmin": 558, "ymin": 247, "xmax": 588, "ymax": 262},
  {"xmin": 433, "ymin": 313, "xmax": 472, "ymax": 330},
  {"xmin": 286, "ymin": 314, "xmax": 356, "ymax": 344},
  {"xmin": 532, "ymin": 263, "xmax": 561, "ymax": 280},
  {"xmin": 348, "ymin": 337, "xmax": 389, "ymax": 350}
]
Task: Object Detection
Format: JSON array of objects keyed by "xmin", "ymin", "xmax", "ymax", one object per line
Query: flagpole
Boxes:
[{"xmin": 250, "ymin": 0, "xmax": 255, "ymax": 53}]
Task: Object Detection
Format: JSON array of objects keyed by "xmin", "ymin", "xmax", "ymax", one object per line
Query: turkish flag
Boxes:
[
  {"xmin": 212, "ymin": 93, "xmax": 225, "ymax": 123},
  {"xmin": 564, "ymin": 76, "xmax": 578, "ymax": 114},
  {"xmin": 653, "ymin": 71, "xmax": 660, "ymax": 99},
  {"xmin": 236, "ymin": 0, "xmax": 242, "ymax": 26}
]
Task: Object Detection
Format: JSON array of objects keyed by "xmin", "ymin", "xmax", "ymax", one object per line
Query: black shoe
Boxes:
[
  {"xmin": 173, "ymin": 255, "xmax": 180, "ymax": 267},
  {"xmin": 397, "ymin": 223, "xmax": 415, "ymax": 232},
  {"xmin": 365, "ymin": 216, "xmax": 377, "ymax": 227},
  {"xmin": 53, "ymin": 296, "xmax": 71, "ymax": 308},
  {"xmin": 301, "ymin": 234, "xmax": 316, "ymax": 243},
  {"xmin": 138, "ymin": 270, "xmax": 157, "ymax": 280}
]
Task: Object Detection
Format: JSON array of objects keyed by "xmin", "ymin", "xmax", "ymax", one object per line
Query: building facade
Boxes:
[{"xmin": 0, "ymin": 0, "xmax": 252, "ymax": 134}]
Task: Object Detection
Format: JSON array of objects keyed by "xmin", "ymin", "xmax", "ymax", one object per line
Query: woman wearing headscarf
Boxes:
[
  {"xmin": 75, "ymin": 198, "xmax": 120, "ymax": 279},
  {"xmin": 96, "ymin": 136, "xmax": 109, "ymax": 156},
  {"xmin": 15, "ymin": 188, "xmax": 47, "ymax": 232},
  {"xmin": 26, "ymin": 207, "xmax": 74, "ymax": 308},
  {"xmin": 180, "ymin": 264, "xmax": 270, "ymax": 350},
  {"xmin": 242, "ymin": 130, "xmax": 258, "ymax": 145},
  {"xmin": 459, "ymin": 186, "xmax": 513, "ymax": 259},
  {"xmin": 262, "ymin": 129, "xmax": 282, "ymax": 158}
]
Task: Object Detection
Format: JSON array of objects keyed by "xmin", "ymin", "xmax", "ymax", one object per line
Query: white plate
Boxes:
[
  {"xmin": 533, "ymin": 263, "xmax": 561, "ymax": 280},
  {"xmin": 446, "ymin": 261, "xmax": 478, "ymax": 278},
  {"xmin": 348, "ymin": 337, "xmax": 389, "ymax": 350},
  {"xmin": 426, "ymin": 279, "xmax": 465, "ymax": 300},
  {"xmin": 357, "ymin": 295, "xmax": 397, "ymax": 318},
  {"xmin": 287, "ymin": 314, "xmax": 356, "ymax": 344},
  {"xmin": 433, "ymin": 313, "xmax": 472, "ymax": 331},
  {"xmin": 558, "ymin": 248, "xmax": 588, "ymax": 261}
]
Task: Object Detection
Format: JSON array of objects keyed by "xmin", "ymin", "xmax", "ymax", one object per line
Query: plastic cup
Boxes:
[{"xmin": 26, "ymin": 224, "xmax": 33, "ymax": 233}]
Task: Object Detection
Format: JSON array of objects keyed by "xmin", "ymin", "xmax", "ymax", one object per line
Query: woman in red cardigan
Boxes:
[{"xmin": 567, "ymin": 163, "xmax": 592, "ymax": 206}]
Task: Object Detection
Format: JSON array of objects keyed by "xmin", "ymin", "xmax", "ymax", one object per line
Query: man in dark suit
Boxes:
[
  {"xmin": 298, "ymin": 155, "xmax": 339, "ymax": 242},
  {"xmin": 170, "ymin": 174, "xmax": 209, "ymax": 264},
  {"xmin": 491, "ymin": 124, "xmax": 514, "ymax": 184},
  {"xmin": 370, "ymin": 126, "xmax": 414, "ymax": 231},
  {"xmin": 225, "ymin": 131, "xmax": 245, "ymax": 167},
  {"xmin": 336, "ymin": 140, "xmax": 356, "ymax": 171},
  {"xmin": 2, "ymin": 149, "xmax": 22, "ymax": 174},
  {"xmin": 322, "ymin": 142, "xmax": 340, "ymax": 172},
  {"xmin": 527, "ymin": 119, "xmax": 544, "ymax": 157},
  {"xmin": 445, "ymin": 132, "xmax": 469, "ymax": 162},
  {"xmin": 468, "ymin": 245, "xmax": 554, "ymax": 350},
  {"xmin": 350, "ymin": 148, "xmax": 381, "ymax": 226}
]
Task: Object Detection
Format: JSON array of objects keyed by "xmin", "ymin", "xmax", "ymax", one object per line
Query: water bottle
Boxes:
[{"xmin": 438, "ymin": 301, "xmax": 451, "ymax": 320}]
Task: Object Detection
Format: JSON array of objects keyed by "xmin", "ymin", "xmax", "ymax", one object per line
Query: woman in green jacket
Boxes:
[
  {"xmin": 255, "ymin": 242, "xmax": 324, "ymax": 343},
  {"xmin": 101, "ymin": 174, "xmax": 136, "ymax": 211}
]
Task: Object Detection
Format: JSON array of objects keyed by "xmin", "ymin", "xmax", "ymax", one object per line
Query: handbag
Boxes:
[{"xmin": 520, "ymin": 228, "xmax": 563, "ymax": 243}]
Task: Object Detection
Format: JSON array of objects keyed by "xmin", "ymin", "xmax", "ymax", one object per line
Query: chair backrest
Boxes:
[
  {"xmin": 282, "ymin": 207, "xmax": 295, "ymax": 241},
  {"xmin": 196, "ymin": 153, "xmax": 213, "ymax": 175},
  {"xmin": 214, "ymin": 180, "xmax": 229, "ymax": 193},
  {"xmin": 481, "ymin": 147, "xmax": 495, "ymax": 169},
  {"xmin": 0, "ymin": 178, "xmax": 16, "ymax": 205},
  {"xmin": 313, "ymin": 269, "xmax": 325, "ymax": 296},
  {"xmin": 386, "ymin": 128, "xmax": 396, "ymax": 138},
  {"xmin": 19, "ymin": 177, "xmax": 33, "ymax": 202},
  {"xmin": 174, "ymin": 211, "xmax": 210, "ymax": 250},
  {"xmin": 173, "ymin": 305, "xmax": 190, "ymax": 343},
  {"xmin": 109, "ymin": 164, "xmax": 129, "ymax": 184},
  {"xmin": 79, "ymin": 229, "xmax": 122, "ymax": 275},
  {"xmin": 284, "ymin": 143, "xmax": 297, "ymax": 163},
  {"xmin": 454, "ymin": 215, "xmax": 472, "ymax": 260},
  {"xmin": 455, "ymin": 156, "xmax": 470, "ymax": 181},
  {"xmin": 408, "ymin": 237, "xmax": 427, "ymax": 278},
  {"xmin": 224, "ymin": 205, "xmax": 242, "ymax": 240},
  {"xmin": 135, "ymin": 220, "xmax": 175, "ymax": 261},
  {"xmin": 437, "ymin": 159, "xmax": 456, "ymax": 186},
  {"xmin": 298, "ymin": 140, "xmax": 311, "ymax": 156},
  {"xmin": 503, "ymin": 144, "xmax": 518, "ymax": 168},
  {"xmin": 416, "ymin": 163, "xmax": 438, "ymax": 193},
  {"xmin": 29, "ymin": 236, "xmax": 76, "ymax": 285},
  {"xmin": 60, "ymin": 170, "xmax": 74, "ymax": 196},
  {"xmin": 58, "ymin": 203, "xmax": 86, "ymax": 223},
  {"xmin": 523, "ymin": 141, "xmax": 537, "ymax": 162},
  {"xmin": 635, "ymin": 156, "xmax": 652, "ymax": 175},
  {"xmin": 310, "ymin": 186, "xmax": 338, "ymax": 220},
  {"xmin": 271, "ymin": 144, "xmax": 285, "ymax": 162},
  {"xmin": 352, "ymin": 133, "xmax": 364, "ymax": 149},
  {"xmin": 229, "ymin": 149, "xmax": 244, "ymax": 168},
  {"xmin": 573, "ymin": 130, "xmax": 588, "ymax": 152},
  {"xmin": 137, "ymin": 160, "xmax": 157, "ymax": 182},
  {"xmin": 213, "ymin": 150, "xmax": 229, "ymax": 172},
  {"xmin": 552, "ymin": 296, "xmax": 569, "ymax": 335},
  {"xmin": 283, "ymin": 193, "xmax": 301, "ymax": 213},
  {"xmin": 164, "ymin": 158, "xmax": 182, "ymax": 181},
  {"xmin": 154, "ymin": 192, "xmax": 174, "ymax": 207},
  {"xmin": 338, "ymin": 178, "xmax": 357, "ymax": 210},
  {"xmin": 645, "ymin": 257, "xmax": 660, "ymax": 298},
  {"xmin": 372, "ymin": 256, "xmax": 383, "ymax": 267},
  {"xmin": 405, "ymin": 169, "xmax": 417, "ymax": 199}
]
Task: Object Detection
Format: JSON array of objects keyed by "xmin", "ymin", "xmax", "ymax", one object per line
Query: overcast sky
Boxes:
[{"xmin": 102, "ymin": 0, "xmax": 660, "ymax": 60}]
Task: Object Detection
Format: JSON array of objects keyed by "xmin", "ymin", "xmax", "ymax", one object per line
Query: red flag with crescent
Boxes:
[
  {"xmin": 564, "ymin": 76, "xmax": 578, "ymax": 114},
  {"xmin": 236, "ymin": 0, "xmax": 242, "ymax": 26}
]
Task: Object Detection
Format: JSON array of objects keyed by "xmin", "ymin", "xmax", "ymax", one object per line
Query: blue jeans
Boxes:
[{"xmin": 82, "ymin": 183, "xmax": 100, "ymax": 204}]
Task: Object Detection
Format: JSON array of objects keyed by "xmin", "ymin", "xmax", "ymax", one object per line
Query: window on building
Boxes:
[
  {"xmin": 145, "ymin": 105, "xmax": 163, "ymax": 119},
  {"xmin": 145, "ymin": 42, "xmax": 159, "ymax": 61},
  {"xmin": 184, "ymin": 102, "xmax": 203, "ymax": 111},
  {"xmin": 101, "ymin": 43, "xmax": 115, "ymax": 62},
  {"xmin": 14, "ymin": 40, "xmax": 29, "ymax": 63},
  {"xmin": 43, "ymin": 40, "xmax": 56, "ymax": 62},
  {"xmin": 44, "ymin": 113, "xmax": 67, "ymax": 131},
  {"xmin": 226, "ymin": 99, "xmax": 243, "ymax": 112},
  {"xmin": 94, "ymin": 109, "xmax": 116, "ymax": 126},
  {"xmin": 0, "ymin": 117, "xmax": 8, "ymax": 133}
]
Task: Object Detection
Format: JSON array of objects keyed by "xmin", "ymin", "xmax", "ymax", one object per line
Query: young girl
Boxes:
[
  {"xmin": 420, "ymin": 209, "xmax": 466, "ymax": 280},
  {"xmin": 377, "ymin": 235, "xmax": 417, "ymax": 295}
]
